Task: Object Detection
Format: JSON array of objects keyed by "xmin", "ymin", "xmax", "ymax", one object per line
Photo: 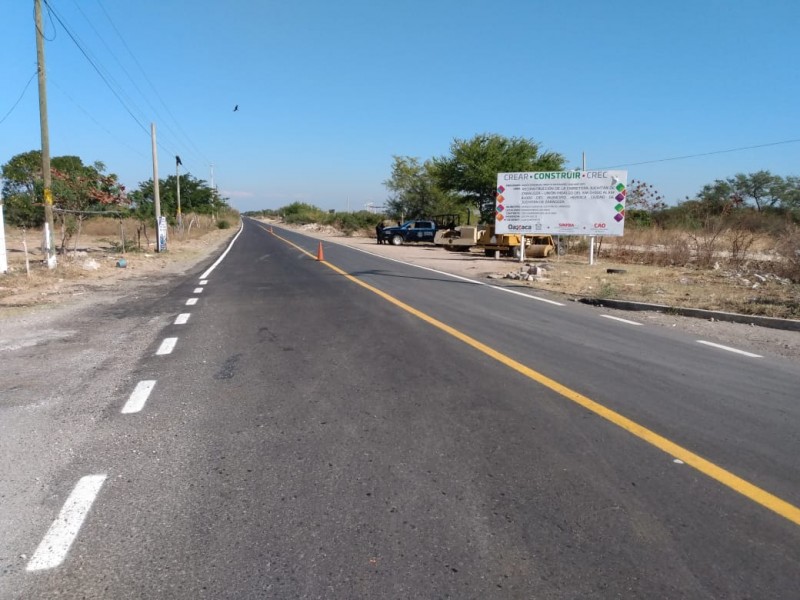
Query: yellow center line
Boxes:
[{"xmin": 262, "ymin": 223, "xmax": 800, "ymax": 527}]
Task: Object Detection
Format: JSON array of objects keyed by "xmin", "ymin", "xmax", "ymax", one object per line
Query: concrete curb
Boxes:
[{"xmin": 579, "ymin": 298, "xmax": 800, "ymax": 332}]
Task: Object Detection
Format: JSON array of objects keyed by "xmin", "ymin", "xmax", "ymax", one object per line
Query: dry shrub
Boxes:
[
  {"xmin": 601, "ymin": 226, "xmax": 691, "ymax": 266},
  {"xmin": 724, "ymin": 225, "xmax": 756, "ymax": 269},
  {"xmin": 774, "ymin": 224, "xmax": 800, "ymax": 282}
]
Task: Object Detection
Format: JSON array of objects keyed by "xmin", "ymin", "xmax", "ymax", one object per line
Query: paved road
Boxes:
[{"xmin": 1, "ymin": 218, "xmax": 798, "ymax": 598}]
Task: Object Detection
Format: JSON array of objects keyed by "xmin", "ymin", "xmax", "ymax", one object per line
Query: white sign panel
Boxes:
[
  {"xmin": 157, "ymin": 216, "xmax": 168, "ymax": 252},
  {"xmin": 495, "ymin": 170, "xmax": 628, "ymax": 236}
]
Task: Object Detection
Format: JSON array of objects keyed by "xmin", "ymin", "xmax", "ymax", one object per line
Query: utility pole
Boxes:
[
  {"xmin": 175, "ymin": 156, "xmax": 182, "ymax": 229},
  {"xmin": 151, "ymin": 123, "xmax": 164, "ymax": 251},
  {"xmin": 582, "ymin": 151, "xmax": 596, "ymax": 266},
  {"xmin": 35, "ymin": 0, "xmax": 57, "ymax": 268}
]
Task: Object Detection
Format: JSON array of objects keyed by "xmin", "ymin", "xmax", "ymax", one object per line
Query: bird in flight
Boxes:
[{"xmin": 233, "ymin": 105, "xmax": 239, "ymax": 112}]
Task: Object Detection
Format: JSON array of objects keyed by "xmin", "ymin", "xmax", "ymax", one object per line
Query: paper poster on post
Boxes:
[{"xmin": 495, "ymin": 170, "xmax": 628, "ymax": 236}]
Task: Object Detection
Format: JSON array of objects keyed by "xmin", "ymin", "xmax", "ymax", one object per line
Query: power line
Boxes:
[
  {"xmin": 44, "ymin": 0, "xmax": 211, "ymax": 176},
  {"xmin": 42, "ymin": 0, "xmax": 150, "ymax": 138},
  {"xmin": 0, "ymin": 71, "xmax": 37, "ymax": 125},
  {"xmin": 40, "ymin": 1, "xmax": 184, "ymax": 166},
  {"xmin": 600, "ymin": 138, "xmax": 800, "ymax": 169},
  {"xmin": 49, "ymin": 77, "xmax": 148, "ymax": 160},
  {"xmin": 94, "ymin": 0, "xmax": 212, "ymax": 168}
]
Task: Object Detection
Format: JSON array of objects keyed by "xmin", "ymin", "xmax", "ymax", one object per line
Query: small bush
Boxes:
[
  {"xmin": 217, "ymin": 220, "xmax": 231, "ymax": 229},
  {"xmin": 774, "ymin": 225, "xmax": 800, "ymax": 282}
]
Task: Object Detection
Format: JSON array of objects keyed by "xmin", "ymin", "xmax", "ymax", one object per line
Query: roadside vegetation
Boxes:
[
  {"xmin": 1, "ymin": 149, "xmax": 238, "ymax": 255},
  {"xmin": 248, "ymin": 134, "xmax": 800, "ymax": 318},
  {"xmin": 4, "ymin": 135, "xmax": 799, "ymax": 318}
]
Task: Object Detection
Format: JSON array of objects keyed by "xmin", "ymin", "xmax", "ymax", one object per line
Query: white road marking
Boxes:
[
  {"xmin": 674, "ymin": 459, "xmax": 685, "ymax": 464},
  {"xmin": 156, "ymin": 337, "xmax": 178, "ymax": 355},
  {"xmin": 186, "ymin": 298, "xmax": 198, "ymax": 306},
  {"xmin": 26, "ymin": 475, "xmax": 107, "ymax": 571},
  {"xmin": 200, "ymin": 222, "xmax": 244, "ymax": 279},
  {"xmin": 193, "ymin": 287, "xmax": 203, "ymax": 293},
  {"xmin": 174, "ymin": 313, "xmax": 190, "ymax": 325},
  {"xmin": 121, "ymin": 380, "xmax": 156, "ymax": 414},
  {"xmin": 199, "ymin": 280, "xmax": 208, "ymax": 285},
  {"xmin": 600, "ymin": 314, "xmax": 643, "ymax": 326},
  {"xmin": 346, "ymin": 245, "xmax": 565, "ymax": 305},
  {"xmin": 697, "ymin": 340, "xmax": 762, "ymax": 358}
]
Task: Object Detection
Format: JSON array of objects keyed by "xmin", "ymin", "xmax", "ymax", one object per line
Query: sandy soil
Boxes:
[{"xmin": 2, "ymin": 219, "xmax": 798, "ymax": 360}]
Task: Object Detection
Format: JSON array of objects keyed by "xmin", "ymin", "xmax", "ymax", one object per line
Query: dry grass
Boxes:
[
  {"xmin": 536, "ymin": 226, "xmax": 800, "ymax": 318},
  {"xmin": 3, "ymin": 218, "xmax": 800, "ymax": 319},
  {"xmin": 1, "ymin": 215, "xmax": 235, "ymax": 308}
]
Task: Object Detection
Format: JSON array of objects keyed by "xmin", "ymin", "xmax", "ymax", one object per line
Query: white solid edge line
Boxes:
[
  {"xmin": 696, "ymin": 340, "xmax": 762, "ymax": 358},
  {"xmin": 156, "ymin": 337, "xmax": 178, "ymax": 355},
  {"xmin": 121, "ymin": 380, "xmax": 156, "ymax": 414},
  {"xmin": 600, "ymin": 314, "xmax": 643, "ymax": 326},
  {"xmin": 26, "ymin": 474, "xmax": 107, "ymax": 571},
  {"xmin": 199, "ymin": 221, "xmax": 244, "ymax": 280},
  {"xmin": 193, "ymin": 287, "xmax": 203, "ymax": 293},
  {"xmin": 174, "ymin": 313, "xmax": 190, "ymax": 325},
  {"xmin": 332, "ymin": 242, "xmax": 565, "ymax": 306},
  {"xmin": 185, "ymin": 298, "xmax": 198, "ymax": 306}
]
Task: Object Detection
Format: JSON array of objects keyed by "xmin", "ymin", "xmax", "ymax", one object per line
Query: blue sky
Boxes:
[{"xmin": 1, "ymin": 0, "xmax": 798, "ymax": 213}]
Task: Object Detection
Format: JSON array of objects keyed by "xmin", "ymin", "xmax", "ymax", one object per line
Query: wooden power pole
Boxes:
[{"xmin": 34, "ymin": 0, "xmax": 57, "ymax": 268}]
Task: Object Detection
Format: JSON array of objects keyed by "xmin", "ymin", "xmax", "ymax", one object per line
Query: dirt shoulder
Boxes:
[
  {"xmin": 273, "ymin": 220, "xmax": 800, "ymax": 361},
  {"xmin": 0, "ymin": 225, "xmax": 238, "ymax": 334},
  {"xmin": 2, "ymin": 219, "xmax": 798, "ymax": 361}
]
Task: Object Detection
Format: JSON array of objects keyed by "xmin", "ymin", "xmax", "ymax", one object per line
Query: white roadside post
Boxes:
[{"xmin": 0, "ymin": 203, "xmax": 8, "ymax": 273}]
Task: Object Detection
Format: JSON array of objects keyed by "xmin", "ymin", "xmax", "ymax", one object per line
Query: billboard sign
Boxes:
[{"xmin": 495, "ymin": 170, "xmax": 628, "ymax": 236}]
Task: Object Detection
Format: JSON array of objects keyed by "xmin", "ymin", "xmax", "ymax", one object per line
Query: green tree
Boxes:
[
  {"xmin": 1, "ymin": 150, "xmax": 45, "ymax": 228},
  {"xmin": 776, "ymin": 175, "xmax": 800, "ymax": 212},
  {"xmin": 383, "ymin": 156, "xmax": 457, "ymax": 221},
  {"xmin": 50, "ymin": 157, "xmax": 127, "ymax": 250},
  {"xmin": 1, "ymin": 151, "xmax": 126, "ymax": 234},
  {"xmin": 131, "ymin": 174, "xmax": 227, "ymax": 222},
  {"xmin": 626, "ymin": 179, "xmax": 667, "ymax": 227},
  {"xmin": 696, "ymin": 171, "xmax": 787, "ymax": 213},
  {"xmin": 432, "ymin": 133, "xmax": 565, "ymax": 223}
]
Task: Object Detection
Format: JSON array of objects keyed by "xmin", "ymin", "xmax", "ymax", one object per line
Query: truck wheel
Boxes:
[{"xmin": 391, "ymin": 234, "xmax": 404, "ymax": 246}]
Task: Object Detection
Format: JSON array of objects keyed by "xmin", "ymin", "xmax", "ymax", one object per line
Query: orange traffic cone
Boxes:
[{"xmin": 316, "ymin": 241, "xmax": 325, "ymax": 261}]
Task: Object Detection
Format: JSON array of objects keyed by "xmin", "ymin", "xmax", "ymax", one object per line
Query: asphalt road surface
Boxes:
[{"xmin": 1, "ymin": 218, "xmax": 798, "ymax": 599}]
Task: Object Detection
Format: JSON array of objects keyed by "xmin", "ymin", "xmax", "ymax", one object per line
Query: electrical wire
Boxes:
[
  {"xmin": 600, "ymin": 138, "xmax": 800, "ymax": 169},
  {"xmin": 0, "ymin": 71, "xmax": 37, "ymax": 126},
  {"xmin": 42, "ymin": 0, "xmax": 151, "ymax": 138},
  {"xmin": 74, "ymin": 0, "xmax": 209, "ymax": 171},
  {"xmin": 94, "ymin": 0, "xmax": 212, "ymax": 168},
  {"xmin": 49, "ymin": 77, "xmax": 148, "ymax": 160}
]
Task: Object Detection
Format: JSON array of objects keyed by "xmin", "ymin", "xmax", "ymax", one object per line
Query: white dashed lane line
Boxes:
[
  {"xmin": 200, "ymin": 279, "xmax": 208, "ymax": 285},
  {"xmin": 156, "ymin": 337, "xmax": 178, "ymax": 355},
  {"xmin": 193, "ymin": 287, "xmax": 203, "ymax": 293},
  {"xmin": 26, "ymin": 474, "xmax": 107, "ymax": 571},
  {"xmin": 697, "ymin": 340, "xmax": 762, "ymax": 358},
  {"xmin": 121, "ymin": 380, "xmax": 156, "ymax": 414},
  {"xmin": 600, "ymin": 314, "xmax": 642, "ymax": 326},
  {"xmin": 174, "ymin": 313, "xmax": 190, "ymax": 325},
  {"xmin": 185, "ymin": 298, "xmax": 198, "ymax": 306}
]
